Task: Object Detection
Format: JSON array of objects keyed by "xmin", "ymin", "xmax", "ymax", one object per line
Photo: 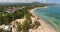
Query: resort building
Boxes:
[{"xmin": 4, "ymin": 25, "xmax": 12, "ymax": 32}]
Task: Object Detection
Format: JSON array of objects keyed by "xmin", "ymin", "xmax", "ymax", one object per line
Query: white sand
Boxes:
[
  {"xmin": 29, "ymin": 7, "xmax": 57, "ymax": 32},
  {"xmin": 12, "ymin": 18, "xmax": 26, "ymax": 32}
]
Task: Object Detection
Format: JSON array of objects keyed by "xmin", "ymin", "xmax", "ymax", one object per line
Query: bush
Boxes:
[
  {"xmin": 31, "ymin": 24, "xmax": 35, "ymax": 29},
  {"xmin": 34, "ymin": 21, "xmax": 41, "ymax": 26}
]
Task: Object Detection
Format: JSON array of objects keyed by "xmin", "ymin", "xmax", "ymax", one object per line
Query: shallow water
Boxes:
[{"xmin": 34, "ymin": 6, "xmax": 60, "ymax": 32}]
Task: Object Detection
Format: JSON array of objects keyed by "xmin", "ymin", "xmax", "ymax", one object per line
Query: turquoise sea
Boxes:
[{"xmin": 34, "ymin": 6, "xmax": 60, "ymax": 32}]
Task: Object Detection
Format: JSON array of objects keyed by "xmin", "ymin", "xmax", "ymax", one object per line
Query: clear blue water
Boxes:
[{"xmin": 34, "ymin": 6, "xmax": 60, "ymax": 32}]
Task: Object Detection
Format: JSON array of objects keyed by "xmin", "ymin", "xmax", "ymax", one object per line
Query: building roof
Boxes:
[{"xmin": 4, "ymin": 25, "xmax": 12, "ymax": 31}]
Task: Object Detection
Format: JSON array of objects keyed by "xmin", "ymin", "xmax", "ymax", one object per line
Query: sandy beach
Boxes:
[
  {"xmin": 11, "ymin": 6, "xmax": 57, "ymax": 32},
  {"xmin": 29, "ymin": 7, "xmax": 57, "ymax": 32}
]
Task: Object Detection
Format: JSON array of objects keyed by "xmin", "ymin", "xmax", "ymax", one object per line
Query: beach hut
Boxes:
[{"xmin": 4, "ymin": 25, "xmax": 12, "ymax": 32}]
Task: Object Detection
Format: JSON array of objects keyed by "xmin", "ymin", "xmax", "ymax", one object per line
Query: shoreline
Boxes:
[{"xmin": 29, "ymin": 6, "xmax": 57, "ymax": 32}]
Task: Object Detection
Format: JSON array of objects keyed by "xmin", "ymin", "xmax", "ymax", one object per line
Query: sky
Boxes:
[
  {"xmin": 46, "ymin": 0, "xmax": 60, "ymax": 3},
  {"xmin": 0, "ymin": 0, "xmax": 60, "ymax": 4}
]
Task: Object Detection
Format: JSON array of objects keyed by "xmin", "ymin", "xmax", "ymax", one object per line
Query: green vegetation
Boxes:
[
  {"xmin": 22, "ymin": 20, "xmax": 31, "ymax": 32},
  {"xmin": 0, "ymin": 6, "xmax": 5, "ymax": 12},
  {"xmin": 0, "ymin": 3, "xmax": 46, "ymax": 32},
  {"xmin": 0, "ymin": 12, "xmax": 11, "ymax": 25},
  {"xmin": 16, "ymin": 19, "xmax": 32, "ymax": 32},
  {"xmin": 16, "ymin": 22, "xmax": 22, "ymax": 32},
  {"xmin": 34, "ymin": 21, "xmax": 41, "ymax": 26},
  {"xmin": 16, "ymin": 20, "xmax": 41, "ymax": 32},
  {"xmin": 0, "ymin": 28, "xmax": 10, "ymax": 32},
  {"xmin": 31, "ymin": 21, "xmax": 41, "ymax": 29}
]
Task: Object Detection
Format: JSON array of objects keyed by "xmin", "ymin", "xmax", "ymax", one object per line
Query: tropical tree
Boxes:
[
  {"xmin": 22, "ymin": 20, "xmax": 31, "ymax": 32},
  {"xmin": 16, "ymin": 22, "xmax": 22, "ymax": 32},
  {"xmin": 1, "ymin": 12, "xmax": 11, "ymax": 24}
]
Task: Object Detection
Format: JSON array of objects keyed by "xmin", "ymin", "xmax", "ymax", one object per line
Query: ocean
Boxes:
[{"xmin": 34, "ymin": 6, "xmax": 60, "ymax": 32}]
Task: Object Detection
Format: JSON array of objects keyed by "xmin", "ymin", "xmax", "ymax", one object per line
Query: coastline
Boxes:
[{"xmin": 29, "ymin": 6, "xmax": 57, "ymax": 32}]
